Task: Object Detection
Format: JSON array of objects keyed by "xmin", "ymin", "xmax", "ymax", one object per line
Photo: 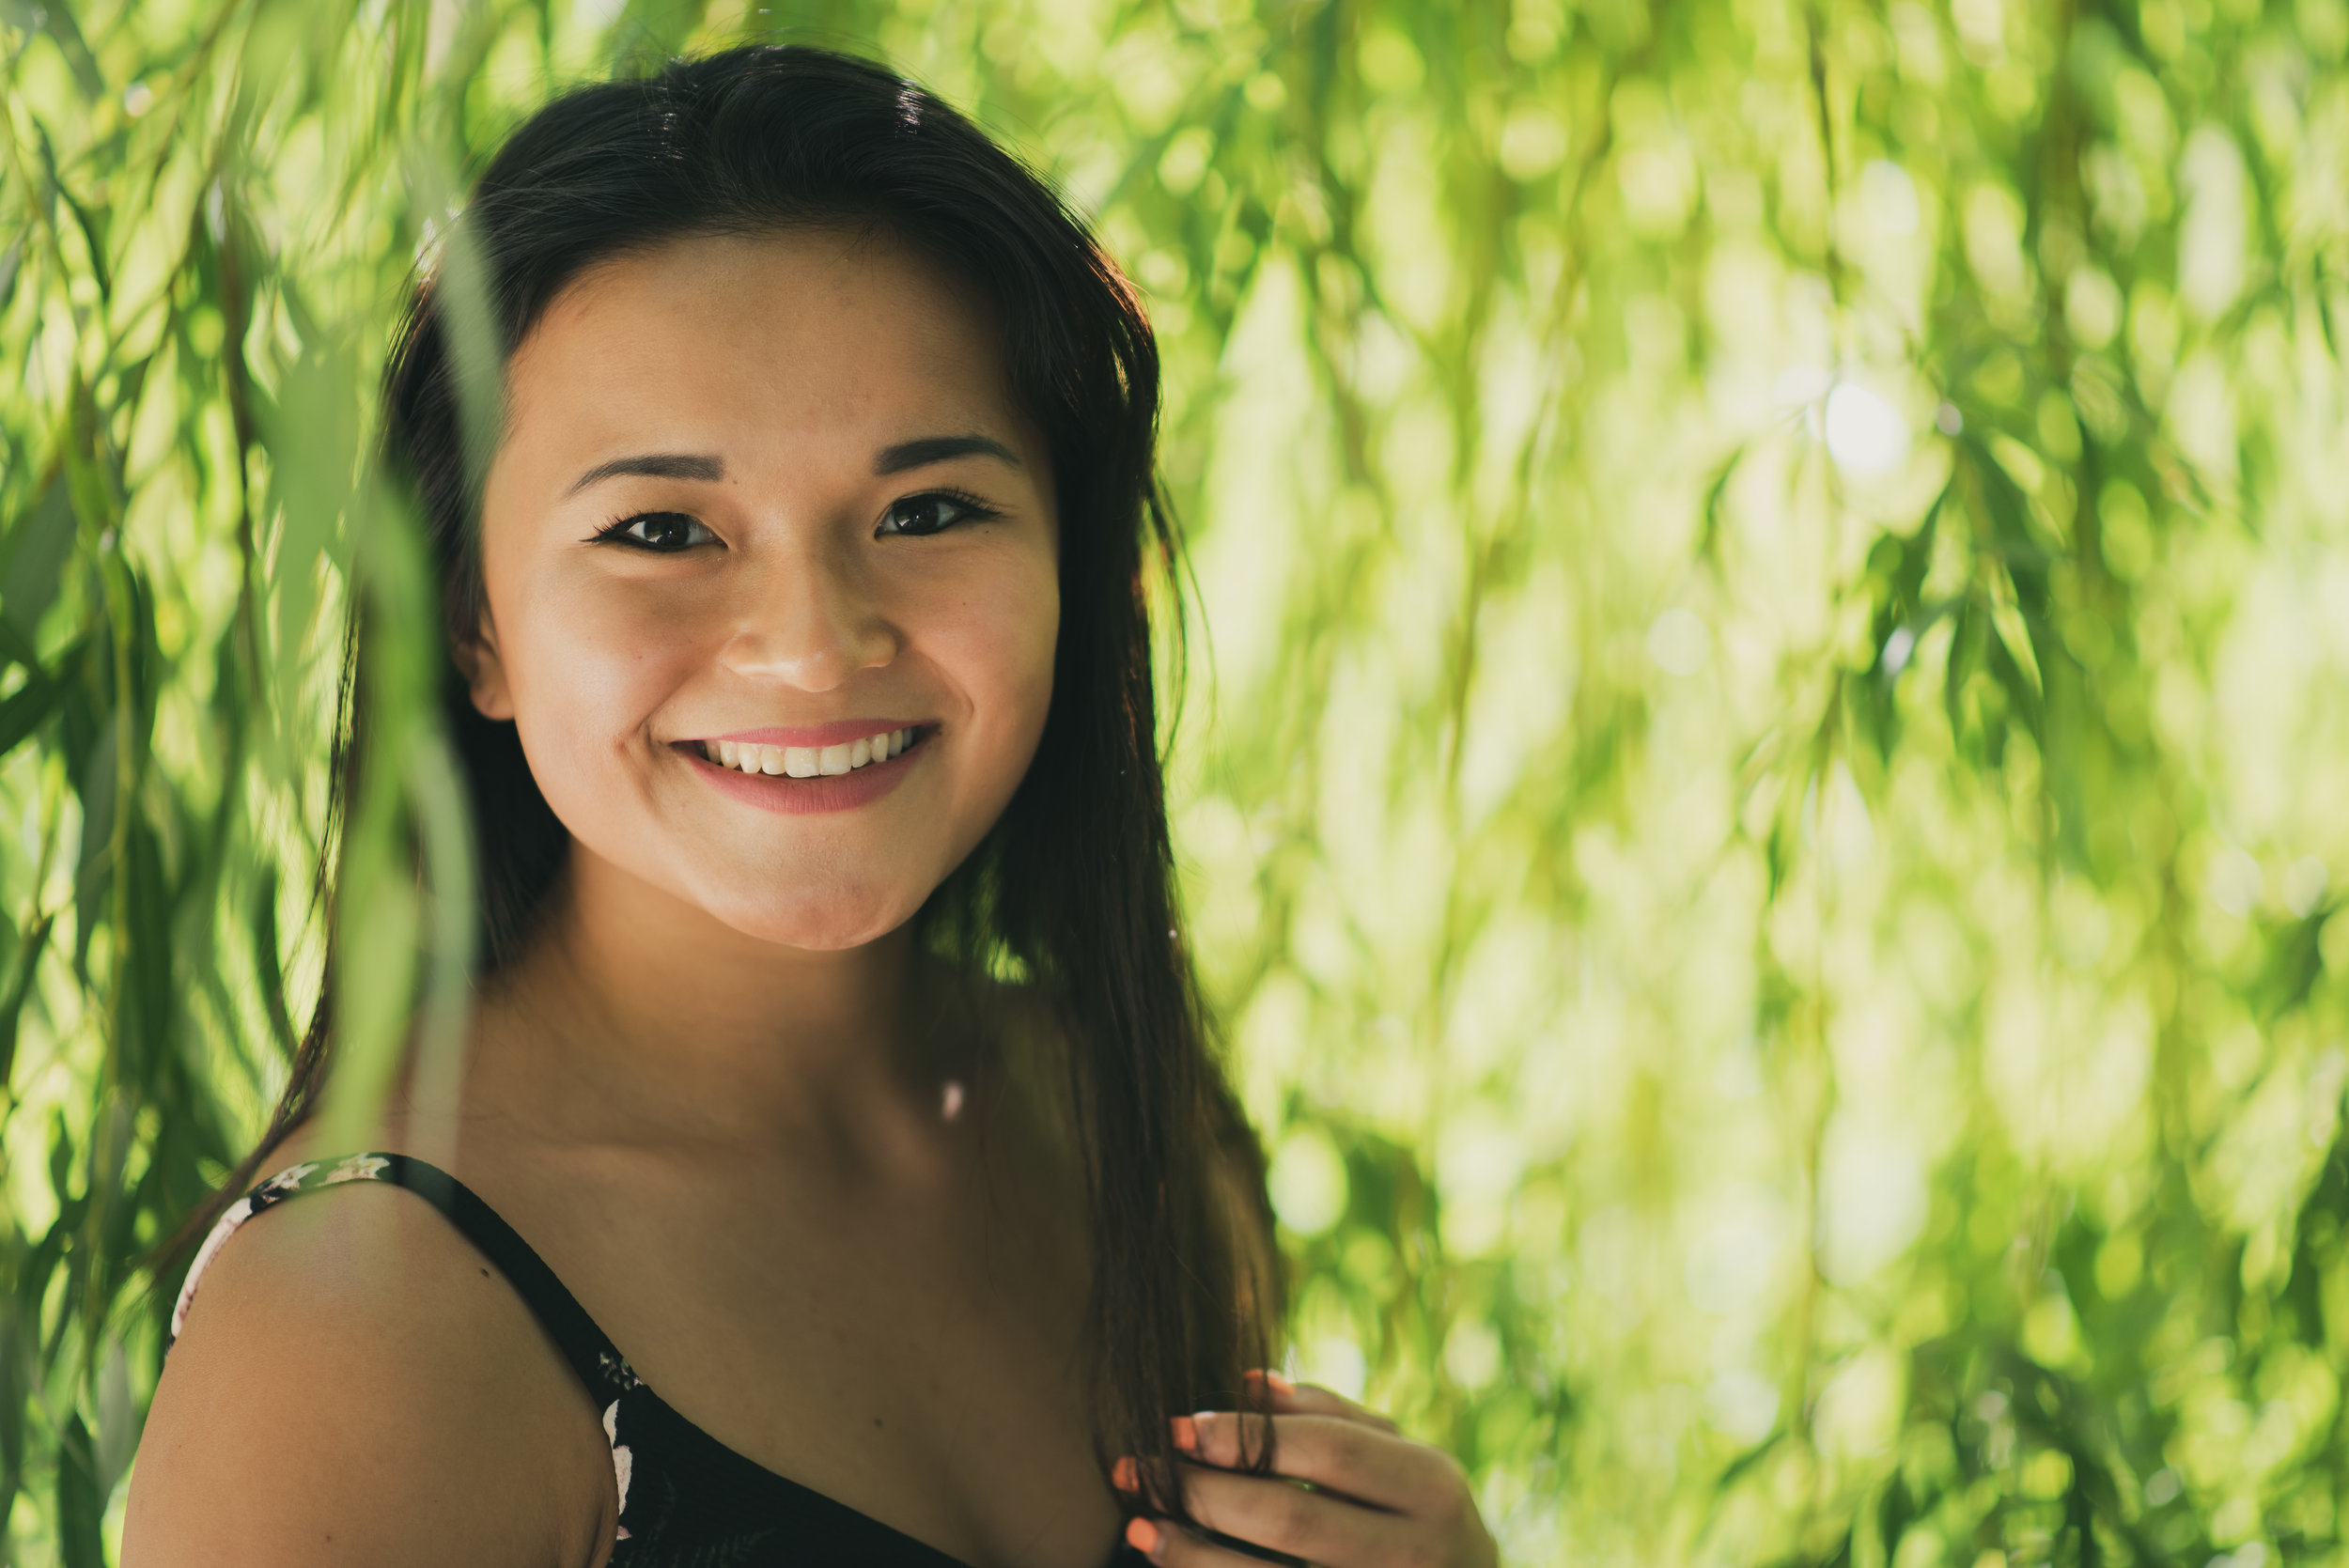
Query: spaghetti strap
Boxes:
[
  {"xmin": 171, "ymin": 1152, "xmax": 642, "ymax": 1401},
  {"xmin": 167, "ymin": 1150, "xmax": 1115, "ymax": 1564}
]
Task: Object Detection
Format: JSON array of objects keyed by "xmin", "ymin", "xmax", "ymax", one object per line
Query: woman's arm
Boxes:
[{"xmin": 124, "ymin": 1182, "xmax": 614, "ymax": 1568}]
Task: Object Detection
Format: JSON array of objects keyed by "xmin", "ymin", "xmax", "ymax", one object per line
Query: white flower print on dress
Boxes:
[
  {"xmin": 603, "ymin": 1400, "xmax": 633, "ymax": 1540},
  {"xmin": 321, "ymin": 1154, "xmax": 392, "ymax": 1186},
  {"xmin": 259, "ymin": 1162, "xmax": 318, "ymax": 1194},
  {"xmin": 598, "ymin": 1350, "xmax": 646, "ymax": 1391},
  {"xmin": 169, "ymin": 1196, "xmax": 255, "ymax": 1341}
]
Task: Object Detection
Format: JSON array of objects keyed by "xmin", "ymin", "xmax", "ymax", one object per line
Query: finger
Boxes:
[
  {"xmin": 1243, "ymin": 1370, "xmax": 1399, "ymax": 1432},
  {"xmin": 1124, "ymin": 1514, "xmax": 1305, "ymax": 1568},
  {"xmin": 1174, "ymin": 1464, "xmax": 1406, "ymax": 1566},
  {"xmin": 1176, "ymin": 1411, "xmax": 1450, "ymax": 1514}
]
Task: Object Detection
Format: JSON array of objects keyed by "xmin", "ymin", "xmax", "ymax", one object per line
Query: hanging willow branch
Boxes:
[{"xmin": 0, "ymin": 1, "xmax": 2343, "ymax": 1563}]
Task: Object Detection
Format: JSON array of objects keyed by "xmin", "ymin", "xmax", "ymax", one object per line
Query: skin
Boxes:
[
  {"xmin": 1121, "ymin": 1374, "xmax": 1497, "ymax": 1568},
  {"xmin": 125, "ymin": 229, "xmax": 1492, "ymax": 1568}
]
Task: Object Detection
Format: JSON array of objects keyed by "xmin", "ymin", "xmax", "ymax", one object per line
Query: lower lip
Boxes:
[{"xmin": 684, "ymin": 735, "xmax": 926, "ymax": 815}]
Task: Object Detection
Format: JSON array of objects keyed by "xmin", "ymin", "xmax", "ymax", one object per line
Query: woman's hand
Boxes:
[{"xmin": 1117, "ymin": 1372, "xmax": 1498, "ymax": 1568}]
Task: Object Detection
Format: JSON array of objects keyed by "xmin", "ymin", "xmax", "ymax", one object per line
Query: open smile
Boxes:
[
  {"xmin": 699, "ymin": 725, "xmax": 915, "ymax": 778},
  {"xmin": 677, "ymin": 724, "xmax": 932, "ymax": 815}
]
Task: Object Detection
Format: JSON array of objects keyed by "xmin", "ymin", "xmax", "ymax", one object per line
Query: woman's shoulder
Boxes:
[{"xmin": 124, "ymin": 1148, "xmax": 615, "ymax": 1567}]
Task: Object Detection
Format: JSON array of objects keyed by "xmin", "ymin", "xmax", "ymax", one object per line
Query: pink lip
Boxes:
[
  {"xmin": 682, "ymin": 730, "xmax": 927, "ymax": 815},
  {"xmin": 699, "ymin": 721, "xmax": 927, "ymax": 748}
]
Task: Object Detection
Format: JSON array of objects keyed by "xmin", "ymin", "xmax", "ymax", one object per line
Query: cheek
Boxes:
[
  {"xmin": 939, "ymin": 550, "xmax": 1060, "ymax": 752},
  {"xmin": 495, "ymin": 568, "xmax": 698, "ymax": 764}
]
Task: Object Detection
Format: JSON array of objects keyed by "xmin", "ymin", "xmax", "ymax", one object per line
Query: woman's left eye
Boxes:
[
  {"xmin": 878, "ymin": 492, "xmax": 997, "ymax": 537},
  {"xmin": 594, "ymin": 512, "xmax": 716, "ymax": 551}
]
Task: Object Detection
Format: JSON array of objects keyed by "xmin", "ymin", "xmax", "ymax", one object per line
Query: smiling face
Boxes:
[{"xmin": 468, "ymin": 229, "xmax": 1059, "ymax": 952}]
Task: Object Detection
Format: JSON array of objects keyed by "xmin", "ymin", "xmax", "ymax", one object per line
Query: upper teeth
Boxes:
[{"xmin": 704, "ymin": 728, "xmax": 913, "ymax": 777}]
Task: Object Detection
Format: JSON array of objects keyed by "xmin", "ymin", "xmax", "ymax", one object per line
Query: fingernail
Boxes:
[
  {"xmin": 1112, "ymin": 1456, "xmax": 1140, "ymax": 1491},
  {"xmin": 1125, "ymin": 1516, "xmax": 1163, "ymax": 1560},
  {"xmin": 1170, "ymin": 1414, "xmax": 1198, "ymax": 1452},
  {"xmin": 1250, "ymin": 1369, "xmax": 1297, "ymax": 1394}
]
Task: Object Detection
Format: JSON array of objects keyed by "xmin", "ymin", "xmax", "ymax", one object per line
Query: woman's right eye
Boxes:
[{"xmin": 592, "ymin": 512, "xmax": 717, "ymax": 551}]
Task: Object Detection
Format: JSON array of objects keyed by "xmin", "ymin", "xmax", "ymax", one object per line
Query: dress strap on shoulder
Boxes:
[{"xmin": 171, "ymin": 1151, "xmax": 646, "ymax": 1404}]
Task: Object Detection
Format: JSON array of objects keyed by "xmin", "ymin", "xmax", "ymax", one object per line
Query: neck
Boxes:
[{"xmin": 461, "ymin": 845, "xmax": 969, "ymax": 1158}]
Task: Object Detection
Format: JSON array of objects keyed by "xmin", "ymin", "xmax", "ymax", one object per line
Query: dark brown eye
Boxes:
[
  {"xmin": 877, "ymin": 492, "xmax": 996, "ymax": 537},
  {"xmin": 597, "ymin": 512, "xmax": 714, "ymax": 551}
]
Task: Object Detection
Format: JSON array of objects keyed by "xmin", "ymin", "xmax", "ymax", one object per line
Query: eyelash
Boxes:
[
  {"xmin": 585, "ymin": 489, "xmax": 1002, "ymax": 552},
  {"xmin": 879, "ymin": 489, "xmax": 1002, "ymax": 536},
  {"xmin": 587, "ymin": 511, "xmax": 712, "ymax": 551}
]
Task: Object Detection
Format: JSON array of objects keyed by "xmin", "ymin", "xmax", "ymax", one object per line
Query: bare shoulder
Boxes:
[{"xmin": 125, "ymin": 1172, "xmax": 614, "ymax": 1568}]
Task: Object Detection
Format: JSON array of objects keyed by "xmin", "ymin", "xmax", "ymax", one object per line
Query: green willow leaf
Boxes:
[
  {"xmin": 0, "ymin": 913, "xmax": 54, "ymax": 1096},
  {"xmin": 53, "ymin": 1412, "xmax": 102, "ymax": 1568},
  {"xmin": 2, "ymin": 2, "xmax": 2347, "ymax": 1561},
  {"xmin": 0, "ymin": 482, "xmax": 76, "ymax": 660},
  {"xmin": 0, "ymin": 672, "xmax": 56, "ymax": 760}
]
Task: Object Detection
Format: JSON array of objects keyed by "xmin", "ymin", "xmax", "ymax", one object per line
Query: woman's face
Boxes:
[{"xmin": 471, "ymin": 230, "xmax": 1058, "ymax": 951}]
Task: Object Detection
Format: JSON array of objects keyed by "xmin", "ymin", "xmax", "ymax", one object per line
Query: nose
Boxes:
[{"xmin": 715, "ymin": 537, "xmax": 898, "ymax": 692}]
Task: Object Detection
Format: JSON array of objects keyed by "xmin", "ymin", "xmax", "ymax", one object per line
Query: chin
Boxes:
[{"xmin": 704, "ymin": 884, "xmax": 919, "ymax": 953}]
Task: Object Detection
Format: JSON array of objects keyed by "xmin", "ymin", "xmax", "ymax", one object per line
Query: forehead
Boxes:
[{"xmin": 499, "ymin": 228, "xmax": 1018, "ymax": 454}]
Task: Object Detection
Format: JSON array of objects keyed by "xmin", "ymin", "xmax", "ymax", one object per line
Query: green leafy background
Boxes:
[{"xmin": 3, "ymin": 0, "xmax": 2346, "ymax": 1562}]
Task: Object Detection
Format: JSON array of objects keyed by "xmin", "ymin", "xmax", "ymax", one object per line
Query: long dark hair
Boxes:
[{"xmin": 196, "ymin": 43, "xmax": 1275, "ymax": 1517}]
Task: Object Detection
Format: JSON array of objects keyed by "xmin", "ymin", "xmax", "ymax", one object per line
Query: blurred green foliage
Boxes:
[{"xmin": 1, "ymin": 0, "xmax": 2346, "ymax": 1562}]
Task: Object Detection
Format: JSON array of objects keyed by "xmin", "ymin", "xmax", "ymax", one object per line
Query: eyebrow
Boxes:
[
  {"xmin": 564, "ymin": 436, "xmax": 1019, "ymax": 495},
  {"xmin": 567, "ymin": 452, "xmax": 725, "ymax": 494},
  {"xmin": 874, "ymin": 435, "xmax": 1021, "ymax": 476}
]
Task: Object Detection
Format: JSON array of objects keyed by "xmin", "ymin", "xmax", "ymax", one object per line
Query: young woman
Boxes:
[{"xmin": 124, "ymin": 46, "xmax": 1496, "ymax": 1568}]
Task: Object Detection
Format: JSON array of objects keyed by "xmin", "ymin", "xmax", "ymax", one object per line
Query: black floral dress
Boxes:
[{"xmin": 174, "ymin": 1153, "xmax": 1141, "ymax": 1566}]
